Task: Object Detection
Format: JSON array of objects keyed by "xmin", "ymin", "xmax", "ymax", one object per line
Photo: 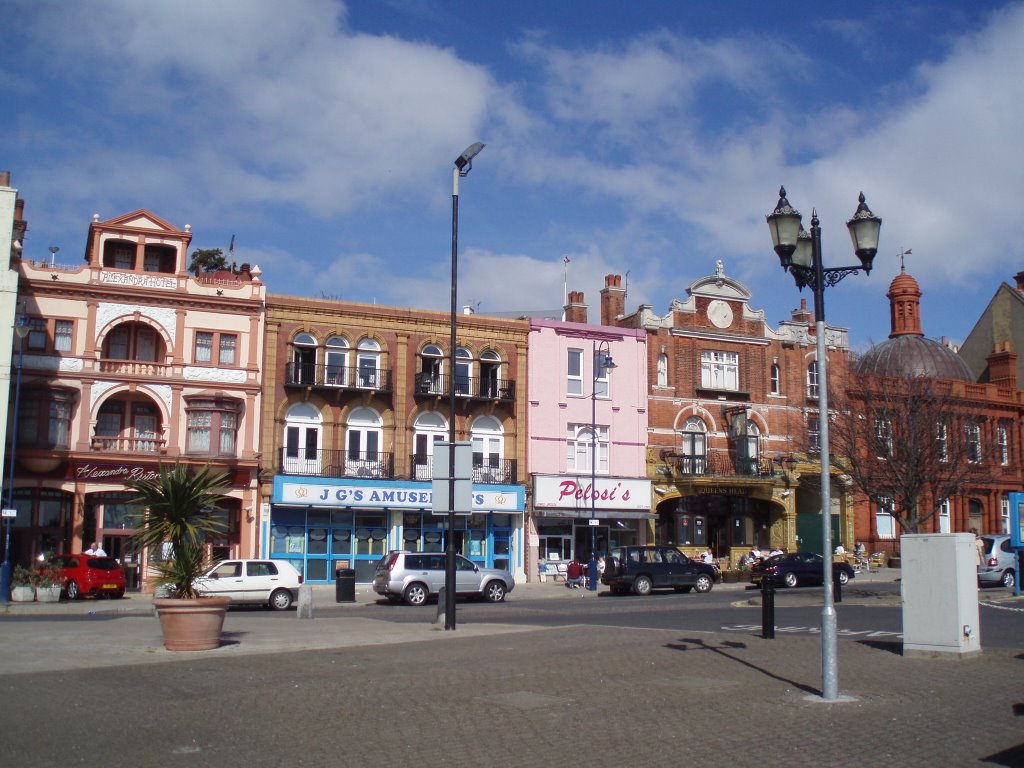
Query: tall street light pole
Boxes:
[
  {"xmin": 445, "ymin": 142, "xmax": 484, "ymax": 631},
  {"xmin": 589, "ymin": 339, "xmax": 616, "ymax": 590},
  {"xmin": 766, "ymin": 187, "xmax": 882, "ymax": 701},
  {"xmin": 1, "ymin": 303, "xmax": 29, "ymax": 604}
]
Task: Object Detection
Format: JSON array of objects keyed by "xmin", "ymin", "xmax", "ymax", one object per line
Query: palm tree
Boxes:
[{"xmin": 127, "ymin": 464, "xmax": 229, "ymax": 599}]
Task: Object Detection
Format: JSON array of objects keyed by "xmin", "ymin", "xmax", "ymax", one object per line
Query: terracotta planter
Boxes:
[{"xmin": 153, "ymin": 596, "xmax": 231, "ymax": 651}]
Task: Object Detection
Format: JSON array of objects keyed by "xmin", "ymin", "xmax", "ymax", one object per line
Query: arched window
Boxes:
[
  {"xmin": 472, "ymin": 415, "xmax": 505, "ymax": 482},
  {"xmin": 412, "ymin": 411, "xmax": 448, "ymax": 480},
  {"xmin": 455, "ymin": 347, "xmax": 473, "ymax": 396},
  {"xmin": 346, "ymin": 407, "xmax": 384, "ymax": 477},
  {"xmin": 479, "ymin": 350, "xmax": 501, "ymax": 398},
  {"xmin": 291, "ymin": 333, "xmax": 318, "ymax": 386},
  {"xmin": 325, "ymin": 336, "xmax": 349, "ymax": 386},
  {"xmin": 806, "ymin": 360, "xmax": 819, "ymax": 399},
  {"xmin": 567, "ymin": 424, "xmax": 608, "ymax": 474},
  {"xmin": 657, "ymin": 353, "xmax": 668, "ymax": 387},
  {"xmin": 680, "ymin": 416, "xmax": 707, "ymax": 475},
  {"xmin": 356, "ymin": 339, "xmax": 381, "ymax": 388},
  {"xmin": 283, "ymin": 402, "xmax": 322, "ymax": 474},
  {"xmin": 770, "ymin": 363, "xmax": 780, "ymax": 395},
  {"xmin": 738, "ymin": 423, "xmax": 760, "ymax": 475},
  {"xmin": 417, "ymin": 344, "xmax": 444, "ymax": 394}
]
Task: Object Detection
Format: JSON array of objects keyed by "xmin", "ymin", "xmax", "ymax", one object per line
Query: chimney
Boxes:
[
  {"xmin": 1015, "ymin": 272, "xmax": 1024, "ymax": 293},
  {"xmin": 987, "ymin": 341, "xmax": 1017, "ymax": 389},
  {"xmin": 563, "ymin": 290, "xmax": 588, "ymax": 323},
  {"xmin": 600, "ymin": 273, "xmax": 625, "ymax": 325},
  {"xmin": 0, "ymin": 171, "xmax": 9, "ymax": 187},
  {"xmin": 791, "ymin": 298, "xmax": 813, "ymax": 324}
]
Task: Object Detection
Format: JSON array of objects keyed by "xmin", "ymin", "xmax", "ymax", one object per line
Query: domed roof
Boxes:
[{"xmin": 854, "ymin": 335, "xmax": 974, "ymax": 381}]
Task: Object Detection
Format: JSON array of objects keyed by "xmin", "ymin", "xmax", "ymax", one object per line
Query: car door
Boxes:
[
  {"xmin": 242, "ymin": 561, "xmax": 280, "ymax": 604},
  {"xmin": 641, "ymin": 547, "xmax": 671, "ymax": 588},
  {"xmin": 667, "ymin": 548, "xmax": 697, "ymax": 586},
  {"xmin": 455, "ymin": 555, "xmax": 482, "ymax": 595},
  {"xmin": 197, "ymin": 561, "xmax": 243, "ymax": 600},
  {"xmin": 800, "ymin": 553, "xmax": 825, "ymax": 585}
]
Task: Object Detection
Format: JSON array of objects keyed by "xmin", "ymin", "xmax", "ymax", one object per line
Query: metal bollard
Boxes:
[
  {"xmin": 833, "ymin": 570, "xmax": 843, "ymax": 603},
  {"xmin": 435, "ymin": 586, "xmax": 446, "ymax": 625},
  {"xmin": 761, "ymin": 575, "xmax": 775, "ymax": 639}
]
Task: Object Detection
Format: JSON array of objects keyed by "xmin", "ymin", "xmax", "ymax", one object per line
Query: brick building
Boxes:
[{"xmin": 259, "ymin": 296, "xmax": 528, "ymax": 584}]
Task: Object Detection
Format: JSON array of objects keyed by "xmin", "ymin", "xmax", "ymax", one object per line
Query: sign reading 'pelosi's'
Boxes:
[{"xmin": 533, "ymin": 475, "xmax": 651, "ymax": 511}]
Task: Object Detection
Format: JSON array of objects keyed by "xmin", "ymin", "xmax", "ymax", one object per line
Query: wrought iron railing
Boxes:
[
  {"xmin": 665, "ymin": 452, "xmax": 775, "ymax": 478},
  {"xmin": 413, "ymin": 372, "xmax": 515, "ymax": 402},
  {"xmin": 408, "ymin": 455, "xmax": 517, "ymax": 484},
  {"xmin": 278, "ymin": 448, "xmax": 395, "ymax": 479},
  {"xmin": 284, "ymin": 363, "xmax": 393, "ymax": 392}
]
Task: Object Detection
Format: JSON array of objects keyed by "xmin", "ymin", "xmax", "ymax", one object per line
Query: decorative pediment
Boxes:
[{"xmin": 96, "ymin": 209, "xmax": 184, "ymax": 235}]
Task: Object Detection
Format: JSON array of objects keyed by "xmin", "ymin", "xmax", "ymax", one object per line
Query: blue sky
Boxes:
[{"xmin": 3, "ymin": 0, "xmax": 1022, "ymax": 350}]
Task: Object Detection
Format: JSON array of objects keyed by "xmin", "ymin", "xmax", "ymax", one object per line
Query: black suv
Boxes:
[{"xmin": 601, "ymin": 545, "xmax": 717, "ymax": 596}]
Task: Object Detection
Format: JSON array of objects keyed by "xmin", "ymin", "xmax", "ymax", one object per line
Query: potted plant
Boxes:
[
  {"xmin": 11, "ymin": 565, "xmax": 36, "ymax": 602},
  {"xmin": 126, "ymin": 464, "xmax": 231, "ymax": 651},
  {"xmin": 34, "ymin": 561, "xmax": 63, "ymax": 602}
]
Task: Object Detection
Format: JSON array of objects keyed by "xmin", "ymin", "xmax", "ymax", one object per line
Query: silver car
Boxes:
[
  {"xmin": 978, "ymin": 534, "xmax": 1018, "ymax": 589},
  {"xmin": 373, "ymin": 550, "xmax": 514, "ymax": 606}
]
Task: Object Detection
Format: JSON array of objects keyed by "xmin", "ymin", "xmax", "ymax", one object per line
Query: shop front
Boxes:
[
  {"xmin": 531, "ymin": 475, "xmax": 653, "ymax": 580},
  {"xmin": 268, "ymin": 476, "xmax": 525, "ymax": 584}
]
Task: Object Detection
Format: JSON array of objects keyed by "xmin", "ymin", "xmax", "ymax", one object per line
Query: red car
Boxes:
[{"xmin": 51, "ymin": 554, "xmax": 127, "ymax": 599}]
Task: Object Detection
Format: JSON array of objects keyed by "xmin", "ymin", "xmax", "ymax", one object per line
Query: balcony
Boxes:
[
  {"xmin": 409, "ymin": 456, "xmax": 518, "ymax": 484},
  {"xmin": 99, "ymin": 359, "xmax": 170, "ymax": 377},
  {"xmin": 284, "ymin": 363, "xmax": 393, "ymax": 393},
  {"xmin": 413, "ymin": 372, "xmax": 515, "ymax": 402},
  {"xmin": 91, "ymin": 436, "xmax": 166, "ymax": 454},
  {"xmin": 663, "ymin": 451, "xmax": 775, "ymax": 479},
  {"xmin": 278, "ymin": 448, "xmax": 394, "ymax": 479}
]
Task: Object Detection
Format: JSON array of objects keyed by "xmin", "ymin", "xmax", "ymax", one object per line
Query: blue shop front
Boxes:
[{"xmin": 266, "ymin": 476, "xmax": 526, "ymax": 584}]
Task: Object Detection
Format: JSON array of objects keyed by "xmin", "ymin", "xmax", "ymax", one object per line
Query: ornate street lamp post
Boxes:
[
  {"xmin": 589, "ymin": 339, "xmax": 616, "ymax": 590},
  {"xmin": 1, "ymin": 304, "xmax": 29, "ymax": 604},
  {"xmin": 766, "ymin": 187, "xmax": 881, "ymax": 700}
]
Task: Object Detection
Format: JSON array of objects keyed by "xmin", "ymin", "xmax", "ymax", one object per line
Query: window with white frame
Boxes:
[
  {"xmin": 936, "ymin": 421, "xmax": 949, "ymax": 462},
  {"xmin": 283, "ymin": 403, "xmax": 322, "ymax": 473},
  {"xmin": 567, "ymin": 423, "xmax": 608, "ymax": 474},
  {"xmin": 875, "ymin": 417, "xmax": 893, "ymax": 458},
  {"xmin": 700, "ymin": 350, "xmax": 739, "ymax": 390},
  {"xmin": 479, "ymin": 350, "xmax": 501, "ymax": 398},
  {"xmin": 471, "ymin": 415, "xmax": 504, "ymax": 482},
  {"xmin": 418, "ymin": 344, "xmax": 444, "ymax": 394},
  {"xmin": 966, "ymin": 422, "xmax": 981, "ymax": 463},
  {"xmin": 325, "ymin": 336, "xmax": 349, "ymax": 386},
  {"xmin": 412, "ymin": 411, "xmax": 446, "ymax": 480},
  {"xmin": 356, "ymin": 339, "xmax": 381, "ymax": 388},
  {"xmin": 808, "ymin": 416, "xmax": 820, "ymax": 453},
  {"xmin": 876, "ymin": 497, "xmax": 896, "ymax": 539},
  {"xmin": 1001, "ymin": 497, "xmax": 1010, "ymax": 534},
  {"xmin": 455, "ymin": 347, "xmax": 472, "ymax": 396},
  {"xmin": 770, "ymin": 363, "xmax": 780, "ymax": 395},
  {"xmin": 347, "ymin": 407, "xmax": 384, "ymax": 477},
  {"xmin": 679, "ymin": 416, "xmax": 707, "ymax": 474},
  {"xmin": 567, "ymin": 348, "xmax": 583, "ymax": 395},
  {"xmin": 54, "ymin": 320, "xmax": 73, "ymax": 353},
  {"xmin": 291, "ymin": 333, "xmax": 318, "ymax": 385},
  {"xmin": 806, "ymin": 360, "xmax": 819, "ymax": 399},
  {"xmin": 937, "ymin": 498, "xmax": 951, "ymax": 533},
  {"xmin": 594, "ymin": 349, "xmax": 611, "ymax": 398},
  {"xmin": 997, "ymin": 423, "xmax": 1009, "ymax": 465},
  {"xmin": 657, "ymin": 353, "xmax": 668, "ymax": 387}
]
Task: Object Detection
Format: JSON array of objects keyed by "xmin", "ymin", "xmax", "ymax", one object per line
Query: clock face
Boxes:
[{"xmin": 708, "ymin": 300, "xmax": 733, "ymax": 329}]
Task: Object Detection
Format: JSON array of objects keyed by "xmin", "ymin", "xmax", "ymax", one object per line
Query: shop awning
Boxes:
[{"xmin": 536, "ymin": 509, "xmax": 657, "ymax": 520}]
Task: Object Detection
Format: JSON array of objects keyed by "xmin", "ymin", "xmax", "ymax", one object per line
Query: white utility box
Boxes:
[{"xmin": 901, "ymin": 533, "xmax": 981, "ymax": 658}]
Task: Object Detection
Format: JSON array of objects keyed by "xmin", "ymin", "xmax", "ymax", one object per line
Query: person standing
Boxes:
[{"xmin": 972, "ymin": 528, "xmax": 986, "ymax": 566}]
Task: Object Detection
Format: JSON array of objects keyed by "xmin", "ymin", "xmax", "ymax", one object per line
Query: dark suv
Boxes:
[{"xmin": 601, "ymin": 545, "xmax": 717, "ymax": 596}]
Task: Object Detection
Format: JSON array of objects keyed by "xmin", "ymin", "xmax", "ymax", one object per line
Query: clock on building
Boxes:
[{"xmin": 707, "ymin": 299, "xmax": 733, "ymax": 329}]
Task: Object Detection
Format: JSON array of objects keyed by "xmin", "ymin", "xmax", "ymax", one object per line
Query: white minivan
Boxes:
[{"xmin": 196, "ymin": 559, "xmax": 303, "ymax": 610}]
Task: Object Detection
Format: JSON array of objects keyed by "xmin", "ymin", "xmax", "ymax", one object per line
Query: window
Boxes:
[
  {"xmin": 567, "ymin": 348, "xmax": 583, "ymax": 395},
  {"xmin": 700, "ymin": 351, "xmax": 738, "ymax": 390},
  {"xmin": 937, "ymin": 498, "xmax": 950, "ymax": 533},
  {"xmin": 936, "ymin": 422, "xmax": 949, "ymax": 462},
  {"xmin": 325, "ymin": 336, "xmax": 349, "ymax": 386},
  {"xmin": 966, "ymin": 423, "xmax": 981, "ymax": 464},
  {"xmin": 283, "ymin": 403, "xmax": 322, "ymax": 473},
  {"xmin": 594, "ymin": 349, "xmax": 611, "ymax": 398},
  {"xmin": 737, "ymin": 423, "xmax": 760, "ymax": 475},
  {"xmin": 27, "ymin": 318, "xmax": 47, "ymax": 351},
  {"xmin": 94, "ymin": 398, "xmax": 161, "ymax": 453},
  {"xmin": 16, "ymin": 390, "xmax": 74, "ymax": 450},
  {"xmin": 876, "ymin": 498, "xmax": 896, "ymax": 539},
  {"xmin": 567, "ymin": 423, "xmax": 608, "ymax": 474},
  {"xmin": 356, "ymin": 339, "xmax": 381, "ymax": 388},
  {"xmin": 770, "ymin": 363, "xmax": 780, "ymax": 395},
  {"xmin": 412, "ymin": 411, "xmax": 446, "ymax": 480},
  {"xmin": 417, "ymin": 344, "xmax": 444, "ymax": 394},
  {"xmin": 679, "ymin": 416, "xmax": 706, "ymax": 474},
  {"xmin": 997, "ymin": 424, "xmax": 1008, "ymax": 466},
  {"xmin": 102, "ymin": 323, "xmax": 160, "ymax": 362},
  {"xmin": 875, "ymin": 418, "xmax": 893, "ymax": 458},
  {"xmin": 1001, "ymin": 498, "xmax": 1010, "ymax": 534},
  {"xmin": 54, "ymin": 320, "xmax": 73, "ymax": 352},
  {"xmin": 455, "ymin": 347, "xmax": 472, "ymax": 396},
  {"xmin": 472, "ymin": 415, "xmax": 504, "ymax": 482},
  {"xmin": 479, "ymin": 350, "xmax": 501, "ymax": 398},
  {"xmin": 194, "ymin": 331, "xmax": 238, "ymax": 366},
  {"xmin": 347, "ymin": 407, "xmax": 384, "ymax": 477},
  {"xmin": 657, "ymin": 353, "xmax": 668, "ymax": 387},
  {"xmin": 806, "ymin": 361, "xmax": 819, "ymax": 399},
  {"xmin": 185, "ymin": 397, "xmax": 240, "ymax": 457},
  {"xmin": 291, "ymin": 333, "xmax": 318, "ymax": 385},
  {"xmin": 808, "ymin": 416, "xmax": 820, "ymax": 453}
]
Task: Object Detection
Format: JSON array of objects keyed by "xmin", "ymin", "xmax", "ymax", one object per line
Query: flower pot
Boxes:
[
  {"xmin": 723, "ymin": 570, "xmax": 739, "ymax": 583},
  {"xmin": 11, "ymin": 585, "xmax": 35, "ymax": 602},
  {"xmin": 35, "ymin": 585, "xmax": 62, "ymax": 603},
  {"xmin": 153, "ymin": 596, "xmax": 231, "ymax": 651}
]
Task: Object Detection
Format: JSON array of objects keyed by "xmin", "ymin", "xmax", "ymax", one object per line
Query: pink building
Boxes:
[{"xmin": 527, "ymin": 310, "xmax": 649, "ymax": 582}]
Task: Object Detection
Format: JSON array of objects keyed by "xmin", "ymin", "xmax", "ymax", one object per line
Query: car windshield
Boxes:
[{"xmin": 87, "ymin": 558, "xmax": 120, "ymax": 570}]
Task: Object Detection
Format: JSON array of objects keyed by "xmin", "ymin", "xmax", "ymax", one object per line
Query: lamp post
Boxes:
[
  {"xmin": 1, "ymin": 303, "xmax": 29, "ymax": 604},
  {"xmin": 766, "ymin": 186, "xmax": 881, "ymax": 700},
  {"xmin": 445, "ymin": 142, "xmax": 484, "ymax": 631},
  {"xmin": 589, "ymin": 339, "xmax": 616, "ymax": 590}
]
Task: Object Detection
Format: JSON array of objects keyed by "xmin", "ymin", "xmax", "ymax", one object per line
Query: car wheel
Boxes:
[
  {"xmin": 269, "ymin": 589, "xmax": 293, "ymax": 611},
  {"xmin": 633, "ymin": 575, "xmax": 653, "ymax": 596},
  {"xmin": 484, "ymin": 581, "xmax": 506, "ymax": 603},
  {"xmin": 65, "ymin": 580, "xmax": 79, "ymax": 600},
  {"xmin": 1002, "ymin": 570, "xmax": 1016, "ymax": 589},
  {"xmin": 837, "ymin": 570, "xmax": 850, "ymax": 586},
  {"xmin": 694, "ymin": 574, "xmax": 714, "ymax": 593},
  {"xmin": 403, "ymin": 582, "xmax": 430, "ymax": 606},
  {"xmin": 784, "ymin": 572, "xmax": 799, "ymax": 588}
]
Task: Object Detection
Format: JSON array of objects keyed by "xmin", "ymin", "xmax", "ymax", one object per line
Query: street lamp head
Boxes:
[
  {"xmin": 13, "ymin": 304, "xmax": 28, "ymax": 340},
  {"xmin": 454, "ymin": 142, "xmax": 485, "ymax": 174},
  {"xmin": 846, "ymin": 192, "xmax": 882, "ymax": 272},
  {"xmin": 600, "ymin": 354, "xmax": 617, "ymax": 372},
  {"xmin": 766, "ymin": 186, "xmax": 802, "ymax": 269}
]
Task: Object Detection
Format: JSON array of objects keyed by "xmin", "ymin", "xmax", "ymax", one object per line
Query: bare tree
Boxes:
[{"xmin": 828, "ymin": 373, "xmax": 991, "ymax": 534}]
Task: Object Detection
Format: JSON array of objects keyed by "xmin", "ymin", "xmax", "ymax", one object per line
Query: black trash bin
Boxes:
[
  {"xmin": 336, "ymin": 568, "xmax": 356, "ymax": 603},
  {"xmin": 123, "ymin": 563, "xmax": 139, "ymax": 592}
]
